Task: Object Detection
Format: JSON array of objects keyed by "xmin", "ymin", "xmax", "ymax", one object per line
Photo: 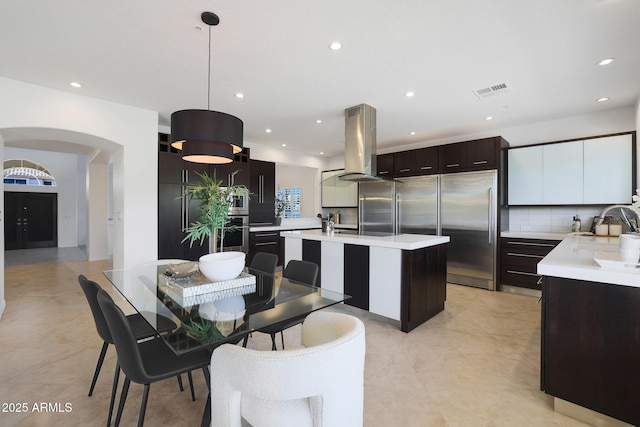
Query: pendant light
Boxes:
[{"xmin": 170, "ymin": 12, "xmax": 243, "ymax": 164}]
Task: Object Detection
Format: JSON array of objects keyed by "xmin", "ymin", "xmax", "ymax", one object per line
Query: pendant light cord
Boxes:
[{"xmin": 207, "ymin": 24, "xmax": 212, "ymax": 110}]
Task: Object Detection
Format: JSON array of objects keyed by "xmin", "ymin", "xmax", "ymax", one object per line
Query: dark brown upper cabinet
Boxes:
[
  {"xmin": 394, "ymin": 146, "xmax": 439, "ymax": 177},
  {"xmin": 439, "ymin": 137, "xmax": 499, "ymax": 172},
  {"xmin": 376, "ymin": 153, "xmax": 394, "ymax": 177}
]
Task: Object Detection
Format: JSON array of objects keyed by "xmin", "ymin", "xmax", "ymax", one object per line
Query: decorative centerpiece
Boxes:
[
  {"xmin": 198, "ymin": 251, "xmax": 246, "ymax": 282},
  {"xmin": 182, "ymin": 171, "xmax": 248, "ymax": 253}
]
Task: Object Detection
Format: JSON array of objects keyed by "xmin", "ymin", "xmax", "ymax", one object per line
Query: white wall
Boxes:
[
  {"xmin": 0, "ymin": 76, "xmax": 159, "ymax": 319},
  {"xmin": 275, "ymin": 164, "xmax": 318, "ymax": 218},
  {"xmin": 4, "ymin": 147, "xmax": 82, "ymax": 248},
  {"xmin": 246, "ymin": 141, "xmax": 330, "ymax": 217}
]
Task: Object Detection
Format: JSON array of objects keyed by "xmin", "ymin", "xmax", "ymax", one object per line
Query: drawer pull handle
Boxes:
[
  {"xmin": 473, "ymin": 160, "xmax": 488, "ymax": 165},
  {"xmin": 379, "ymin": 171, "xmax": 389, "ymax": 175},
  {"xmin": 255, "ymin": 242, "xmax": 278, "ymax": 246},
  {"xmin": 420, "ymin": 166, "xmax": 432, "ymax": 170},
  {"xmin": 507, "ymin": 241, "xmax": 556, "ymax": 247},
  {"xmin": 255, "ymin": 233, "xmax": 278, "ymax": 237},
  {"xmin": 506, "ymin": 270, "xmax": 540, "ymax": 277},
  {"xmin": 446, "ymin": 163, "xmax": 460, "ymax": 168},
  {"xmin": 399, "ymin": 168, "xmax": 410, "ymax": 172},
  {"xmin": 507, "ymin": 252, "xmax": 545, "ymax": 259}
]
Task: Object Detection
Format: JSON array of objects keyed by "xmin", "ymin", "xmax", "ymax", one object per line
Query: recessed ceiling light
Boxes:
[
  {"xmin": 320, "ymin": 152, "xmax": 324, "ymax": 155},
  {"xmin": 598, "ymin": 58, "xmax": 614, "ymax": 66},
  {"xmin": 485, "ymin": 116, "xmax": 493, "ymax": 121},
  {"xmin": 596, "ymin": 97, "xmax": 609, "ymax": 102},
  {"xmin": 329, "ymin": 41, "xmax": 342, "ymax": 51},
  {"xmin": 410, "ymin": 131, "xmax": 416, "ymax": 135},
  {"xmin": 235, "ymin": 92, "xmax": 244, "ymax": 99},
  {"xmin": 404, "ymin": 91, "xmax": 415, "ymax": 97},
  {"xmin": 281, "ymin": 144, "xmax": 287, "ymax": 147},
  {"xmin": 315, "ymin": 119, "xmax": 323, "ymax": 124},
  {"xmin": 265, "ymin": 128, "xmax": 272, "ymax": 133},
  {"xmin": 70, "ymin": 82, "xmax": 82, "ymax": 88}
]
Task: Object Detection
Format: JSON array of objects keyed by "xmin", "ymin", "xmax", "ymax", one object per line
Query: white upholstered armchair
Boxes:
[{"xmin": 209, "ymin": 310, "xmax": 366, "ymax": 427}]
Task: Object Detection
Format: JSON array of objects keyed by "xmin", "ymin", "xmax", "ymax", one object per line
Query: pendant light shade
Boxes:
[
  {"xmin": 170, "ymin": 12, "xmax": 243, "ymax": 164},
  {"xmin": 170, "ymin": 109, "xmax": 243, "ymax": 155},
  {"xmin": 181, "ymin": 139, "xmax": 234, "ymax": 164}
]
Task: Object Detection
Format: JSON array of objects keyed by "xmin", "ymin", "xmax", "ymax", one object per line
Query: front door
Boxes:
[{"xmin": 4, "ymin": 192, "xmax": 58, "ymax": 250}]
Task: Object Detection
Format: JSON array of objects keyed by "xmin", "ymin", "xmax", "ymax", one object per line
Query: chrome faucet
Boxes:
[{"xmin": 595, "ymin": 205, "xmax": 640, "ymax": 232}]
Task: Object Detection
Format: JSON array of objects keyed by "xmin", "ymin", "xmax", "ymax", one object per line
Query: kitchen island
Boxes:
[
  {"xmin": 282, "ymin": 229, "xmax": 450, "ymax": 332},
  {"xmin": 538, "ymin": 234, "xmax": 640, "ymax": 426}
]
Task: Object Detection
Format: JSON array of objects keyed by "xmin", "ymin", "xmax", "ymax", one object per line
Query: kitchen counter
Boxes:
[
  {"xmin": 281, "ymin": 229, "xmax": 450, "ymax": 250},
  {"xmin": 249, "ymin": 217, "xmax": 357, "ymax": 232},
  {"xmin": 283, "ymin": 229, "xmax": 449, "ymax": 332},
  {"xmin": 539, "ymin": 233, "xmax": 640, "ymax": 426},
  {"xmin": 537, "ymin": 234, "xmax": 640, "ymax": 288},
  {"xmin": 501, "ymin": 230, "xmax": 567, "ymax": 240}
]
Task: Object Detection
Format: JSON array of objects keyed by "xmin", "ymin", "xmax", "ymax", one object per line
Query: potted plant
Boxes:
[{"xmin": 182, "ymin": 170, "xmax": 248, "ymax": 253}]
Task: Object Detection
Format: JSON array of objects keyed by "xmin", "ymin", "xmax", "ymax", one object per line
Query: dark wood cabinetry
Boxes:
[
  {"xmin": 394, "ymin": 146, "xmax": 439, "ymax": 177},
  {"xmin": 439, "ymin": 137, "xmax": 499, "ymax": 172},
  {"xmin": 500, "ymin": 238, "xmax": 559, "ymax": 290},
  {"xmin": 378, "ymin": 137, "xmax": 504, "ymax": 178},
  {"xmin": 401, "ymin": 244, "xmax": 447, "ymax": 332},
  {"xmin": 376, "ymin": 153, "xmax": 394, "ymax": 177},
  {"xmin": 157, "ymin": 133, "xmax": 250, "ymax": 260},
  {"xmin": 542, "ymin": 276, "xmax": 640, "ymax": 425},
  {"xmin": 249, "ymin": 159, "xmax": 276, "ymax": 225},
  {"xmin": 248, "ymin": 229, "xmax": 281, "ymax": 266}
]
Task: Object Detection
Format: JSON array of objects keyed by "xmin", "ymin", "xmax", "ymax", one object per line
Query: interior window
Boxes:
[{"xmin": 3, "ymin": 159, "xmax": 57, "ymax": 187}]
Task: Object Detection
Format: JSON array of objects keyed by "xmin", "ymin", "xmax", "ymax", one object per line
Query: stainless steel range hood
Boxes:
[{"xmin": 339, "ymin": 104, "xmax": 381, "ymax": 181}]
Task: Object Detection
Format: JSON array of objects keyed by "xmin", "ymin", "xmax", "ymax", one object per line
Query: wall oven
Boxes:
[
  {"xmin": 226, "ymin": 188, "xmax": 249, "ymax": 216},
  {"xmin": 221, "ymin": 215, "xmax": 249, "ymax": 253}
]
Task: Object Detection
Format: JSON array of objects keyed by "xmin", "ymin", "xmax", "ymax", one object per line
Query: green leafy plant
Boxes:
[
  {"xmin": 182, "ymin": 170, "xmax": 248, "ymax": 252},
  {"xmin": 182, "ymin": 318, "xmax": 226, "ymax": 344}
]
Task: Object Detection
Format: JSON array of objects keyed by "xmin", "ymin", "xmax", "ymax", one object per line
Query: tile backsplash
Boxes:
[{"xmin": 508, "ymin": 206, "xmax": 604, "ymax": 233}]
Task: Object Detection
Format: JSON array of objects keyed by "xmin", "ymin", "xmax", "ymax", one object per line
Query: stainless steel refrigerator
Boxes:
[{"xmin": 359, "ymin": 170, "xmax": 498, "ymax": 290}]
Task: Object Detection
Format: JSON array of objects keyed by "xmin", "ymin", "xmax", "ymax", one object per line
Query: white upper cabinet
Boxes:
[
  {"xmin": 583, "ymin": 134, "xmax": 632, "ymax": 204},
  {"xmin": 508, "ymin": 146, "xmax": 543, "ymax": 204},
  {"xmin": 321, "ymin": 170, "xmax": 358, "ymax": 208},
  {"xmin": 508, "ymin": 133, "xmax": 634, "ymax": 205},
  {"xmin": 542, "ymin": 140, "xmax": 583, "ymax": 204}
]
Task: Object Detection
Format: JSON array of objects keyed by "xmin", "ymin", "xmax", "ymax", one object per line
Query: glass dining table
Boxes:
[{"xmin": 103, "ymin": 264, "xmax": 350, "ymax": 355}]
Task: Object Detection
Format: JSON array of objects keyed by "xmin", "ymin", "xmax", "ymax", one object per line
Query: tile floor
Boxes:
[{"xmin": 0, "ymin": 248, "xmax": 588, "ymax": 426}]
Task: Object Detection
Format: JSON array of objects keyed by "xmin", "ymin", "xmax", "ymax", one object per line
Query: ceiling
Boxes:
[{"xmin": 1, "ymin": 0, "xmax": 638, "ymax": 157}]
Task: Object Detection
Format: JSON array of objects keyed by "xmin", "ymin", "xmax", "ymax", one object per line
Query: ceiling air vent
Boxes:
[{"xmin": 473, "ymin": 83, "xmax": 511, "ymax": 99}]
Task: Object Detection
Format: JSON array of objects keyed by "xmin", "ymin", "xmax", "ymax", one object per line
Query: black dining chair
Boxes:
[
  {"xmin": 78, "ymin": 275, "xmax": 190, "ymax": 426},
  {"xmin": 254, "ymin": 259, "xmax": 319, "ymax": 350},
  {"xmin": 97, "ymin": 289, "xmax": 212, "ymax": 427},
  {"xmin": 249, "ymin": 252, "xmax": 278, "ymax": 276},
  {"xmin": 241, "ymin": 252, "xmax": 279, "ymax": 347}
]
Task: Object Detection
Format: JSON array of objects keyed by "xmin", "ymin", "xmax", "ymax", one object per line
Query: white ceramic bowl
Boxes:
[{"xmin": 199, "ymin": 251, "xmax": 246, "ymax": 282}]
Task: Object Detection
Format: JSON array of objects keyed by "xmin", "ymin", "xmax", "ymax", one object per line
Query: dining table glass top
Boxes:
[{"xmin": 103, "ymin": 264, "xmax": 349, "ymax": 355}]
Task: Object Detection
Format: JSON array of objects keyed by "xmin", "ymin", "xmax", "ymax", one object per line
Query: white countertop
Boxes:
[
  {"xmin": 281, "ymin": 229, "xmax": 450, "ymax": 250},
  {"xmin": 250, "ymin": 217, "xmax": 321, "ymax": 232},
  {"xmin": 501, "ymin": 231, "xmax": 567, "ymax": 240},
  {"xmin": 250, "ymin": 217, "xmax": 358, "ymax": 232},
  {"xmin": 537, "ymin": 234, "xmax": 640, "ymax": 288}
]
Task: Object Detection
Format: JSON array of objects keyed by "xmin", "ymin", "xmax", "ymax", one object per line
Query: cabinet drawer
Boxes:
[
  {"xmin": 501, "ymin": 267, "xmax": 543, "ymax": 290},
  {"xmin": 501, "ymin": 250, "xmax": 547, "ymax": 267}
]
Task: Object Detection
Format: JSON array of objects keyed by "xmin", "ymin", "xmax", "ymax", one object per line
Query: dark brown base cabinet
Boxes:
[
  {"xmin": 500, "ymin": 238, "xmax": 560, "ymax": 290},
  {"xmin": 541, "ymin": 276, "xmax": 640, "ymax": 425},
  {"xmin": 401, "ymin": 244, "xmax": 447, "ymax": 332},
  {"xmin": 248, "ymin": 230, "xmax": 281, "ymax": 267}
]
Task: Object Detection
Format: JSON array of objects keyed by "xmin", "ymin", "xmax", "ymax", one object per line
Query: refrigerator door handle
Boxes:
[
  {"xmin": 395, "ymin": 193, "xmax": 400, "ymax": 235},
  {"xmin": 487, "ymin": 187, "xmax": 493, "ymax": 245}
]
